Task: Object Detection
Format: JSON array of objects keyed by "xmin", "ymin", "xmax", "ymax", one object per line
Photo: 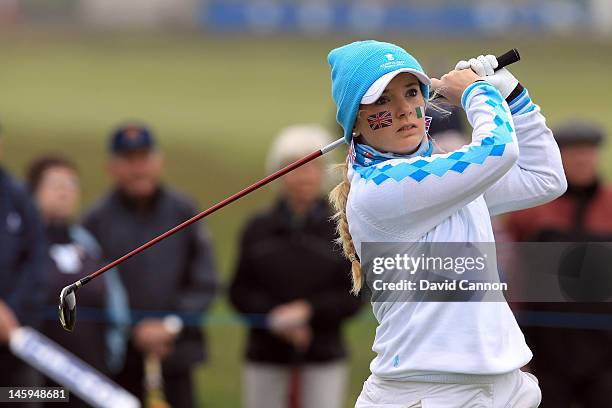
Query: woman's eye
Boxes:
[
  {"xmin": 374, "ymin": 96, "xmax": 389, "ymax": 105},
  {"xmin": 407, "ymin": 88, "xmax": 418, "ymax": 97}
]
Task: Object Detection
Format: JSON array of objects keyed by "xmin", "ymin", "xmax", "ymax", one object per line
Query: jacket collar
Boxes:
[
  {"xmin": 273, "ymin": 197, "xmax": 329, "ymax": 230},
  {"xmin": 350, "ymin": 135, "xmax": 433, "ymax": 168},
  {"xmin": 112, "ymin": 185, "xmax": 164, "ymax": 212},
  {"xmin": 565, "ymin": 178, "xmax": 600, "ymax": 199}
]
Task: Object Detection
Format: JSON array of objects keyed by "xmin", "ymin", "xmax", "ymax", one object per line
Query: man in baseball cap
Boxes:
[
  {"xmin": 109, "ymin": 123, "xmax": 157, "ymax": 155},
  {"xmin": 106, "ymin": 123, "xmax": 161, "ymax": 203},
  {"xmin": 84, "ymin": 122, "xmax": 218, "ymax": 407},
  {"xmin": 508, "ymin": 119, "xmax": 610, "ymax": 240},
  {"xmin": 553, "ymin": 121, "xmax": 605, "ymax": 192}
]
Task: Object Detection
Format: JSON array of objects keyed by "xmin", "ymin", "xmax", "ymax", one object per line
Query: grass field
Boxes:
[{"xmin": 1, "ymin": 30, "xmax": 611, "ymax": 407}]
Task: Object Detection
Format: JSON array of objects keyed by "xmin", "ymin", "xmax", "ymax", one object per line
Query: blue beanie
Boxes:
[{"xmin": 328, "ymin": 40, "xmax": 431, "ymax": 144}]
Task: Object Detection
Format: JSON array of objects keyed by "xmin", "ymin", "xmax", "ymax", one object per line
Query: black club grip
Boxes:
[
  {"xmin": 495, "ymin": 48, "xmax": 520, "ymax": 71},
  {"xmin": 429, "ymin": 49, "xmax": 521, "ymax": 100}
]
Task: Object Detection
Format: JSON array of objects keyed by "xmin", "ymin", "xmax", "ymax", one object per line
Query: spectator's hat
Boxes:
[
  {"xmin": 110, "ymin": 123, "xmax": 156, "ymax": 154},
  {"xmin": 553, "ymin": 121, "xmax": 605, "ymax": 147},
  {"xmin": 266, "ymin": 124, "xmax": 333, "ymax": 174}
]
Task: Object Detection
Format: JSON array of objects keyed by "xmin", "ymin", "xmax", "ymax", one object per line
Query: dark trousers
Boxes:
[
  {"xmin": 115, "ymin": 345, "xmax": 195, "ymax": 408},
  {"xmin": 534, "ymin": 367, "xmax": 612, "ymax": 408},
  {"xmin": 526, "ymin": 327, "xmax": 612, "ymax": 408}
]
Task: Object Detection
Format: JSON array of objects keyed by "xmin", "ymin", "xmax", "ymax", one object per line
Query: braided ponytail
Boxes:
[{"xmin": 329, "ymin": 162, "xmax": 362, "ymax": 295}]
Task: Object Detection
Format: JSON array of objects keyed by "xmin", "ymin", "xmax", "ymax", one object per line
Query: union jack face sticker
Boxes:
[{"xmin": 367, "ymin": 111, "xmax": 393, "ymax": 130}]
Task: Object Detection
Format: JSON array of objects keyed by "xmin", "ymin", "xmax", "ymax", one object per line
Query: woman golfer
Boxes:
[{"xmin": 328, "ymin": 41, "xmax": 566, "ymax": 407}]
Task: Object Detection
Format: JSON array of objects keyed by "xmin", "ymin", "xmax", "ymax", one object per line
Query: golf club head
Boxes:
[{"xmin": 58, "ymin": 284, "xmax": 78, "ymax": 332}]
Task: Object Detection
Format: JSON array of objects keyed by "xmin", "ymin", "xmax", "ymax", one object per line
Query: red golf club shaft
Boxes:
[{"xmin": 79, "ymin": 138, "xmax": 345, "ymax": 286}]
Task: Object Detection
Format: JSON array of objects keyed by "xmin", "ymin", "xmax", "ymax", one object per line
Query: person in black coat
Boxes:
[
  {"xmin": 26, "ymin": 155, "xmax": 131, "ymax": 408},
  {"xmin": 229, "ymin": 125, "xmax": 362, "ymax": 408}
]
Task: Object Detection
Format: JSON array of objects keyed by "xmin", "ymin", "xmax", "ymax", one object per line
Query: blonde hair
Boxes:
[{"xmin": 329, "ymin": 161, "xmax": 362, "ymax": 295}]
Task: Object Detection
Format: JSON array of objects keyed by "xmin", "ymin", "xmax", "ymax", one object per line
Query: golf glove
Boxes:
[{"xmin": 455, "ymin": 54, "xmax": 519, "ymax": 100}]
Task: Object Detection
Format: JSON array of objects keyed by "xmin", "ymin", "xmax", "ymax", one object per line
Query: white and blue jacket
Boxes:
[{"xmin": 346, "ymin": 81, "xmax": 567, "ymax": 378}]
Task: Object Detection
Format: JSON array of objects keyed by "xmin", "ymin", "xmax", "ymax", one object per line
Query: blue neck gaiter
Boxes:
[{"xmin": 350, "ymin": 135, "xmax": 433, "ymax": 168}]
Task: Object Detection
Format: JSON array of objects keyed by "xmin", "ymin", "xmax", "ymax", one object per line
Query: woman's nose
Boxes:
[{"xmin": 395, "ymin": 100, "xmax": 413, "ymax": 119}]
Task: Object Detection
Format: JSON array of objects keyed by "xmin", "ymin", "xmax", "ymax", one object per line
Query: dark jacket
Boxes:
[
  {"xmin": 508, "ymin": 178, "xmax": 612, "ymax": 242},
  {"xmin": 41, "ymin": 224, "xmax": 130, "ymax": 408},
  {"xmin": 83, "ymin": 186, "xmax": 217, "ymax": 373},
  {"xmin": 229, "ymin": 198, "xmax": 362, "ymax": 364},
  {"xmin": 41, "ymin": 224, "xmax": 129, "ymax": 375},
  {"xmin": 508, "ymin": 179, "xmax": 612, "ymax": 381},
  {"xmin": 0, "ymin": 166, "xmax": 46, "ymax": 327}
]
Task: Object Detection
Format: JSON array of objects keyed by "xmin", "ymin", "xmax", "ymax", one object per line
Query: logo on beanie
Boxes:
[{"xmin": 380, "ymin": 55, "xmax": 406, "ymax": 69}]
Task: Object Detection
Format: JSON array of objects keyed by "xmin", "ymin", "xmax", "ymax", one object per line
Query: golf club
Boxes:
[{"xmin": 59, "ymin": 137, "xmax": 345, "ymax": 331}]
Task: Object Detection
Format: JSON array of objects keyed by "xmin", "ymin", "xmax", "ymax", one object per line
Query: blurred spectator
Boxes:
[
  {"xmin": 427, "ymin": 105, "xmax": 467, "ymax": 154},
  {"xmin": 26, "ymin": 155, "xmax": 130, "ymax": 407},
  {"xmin": 229, "ymin": 125, "xmax": 362, "ymax": 408},
  {"xmin": 507, "ymin": 121, "xmax": 612, "ymax": 407},
  {"xmin": 508, "ymin": 121, "xmax": 612, "ymax": 241},
  {"xmin": 0, "ymin": 126, "xmax": 46, "ymax": 388},
  {"xmin": 83, "ymin": 123, "xmax": 218, "ymax": 408}
]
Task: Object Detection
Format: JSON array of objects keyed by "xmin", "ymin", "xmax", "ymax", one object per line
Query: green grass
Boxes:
[{"xmin": 1, "ymin": 30, "xmax": 611, "ymax": 407}]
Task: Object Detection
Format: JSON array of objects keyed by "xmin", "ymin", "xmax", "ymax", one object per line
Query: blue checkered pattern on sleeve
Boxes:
[{"xmin": 352, "ymin": 82, "xmax": 514, "ymax": 185}]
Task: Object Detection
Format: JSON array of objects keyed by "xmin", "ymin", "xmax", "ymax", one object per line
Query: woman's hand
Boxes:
[
  {"xmin": 430, "ymin": 69, "xmax": 481, "ymax": 107},
  {"xmin": 455, "ymin": 55, "xmax": 519, "ymax": 100}
]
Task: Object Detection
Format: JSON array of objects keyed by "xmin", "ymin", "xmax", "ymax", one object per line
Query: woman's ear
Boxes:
[{"xmin": 354, "ymin": 110, "xmax": 364, "ymax": 133}]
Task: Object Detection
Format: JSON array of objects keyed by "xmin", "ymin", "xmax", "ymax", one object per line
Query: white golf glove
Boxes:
[{"xmin": 455, "ymin": 54, "xmax": 519, "ymax": 100}]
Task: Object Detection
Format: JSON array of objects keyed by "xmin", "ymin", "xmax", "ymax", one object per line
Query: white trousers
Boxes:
[
  {"xmin": 244, "ymin": 361, "xmax": 348, "ymax": 408},
  {"xmin": 355, "ymin": 369, "xmax": 541, "ymax": 408}
]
